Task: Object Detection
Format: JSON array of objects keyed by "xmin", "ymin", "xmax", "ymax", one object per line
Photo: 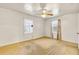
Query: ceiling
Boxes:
[{"xmin": 0, "ymin": 3, "xmax": 79, "ymax": 18}]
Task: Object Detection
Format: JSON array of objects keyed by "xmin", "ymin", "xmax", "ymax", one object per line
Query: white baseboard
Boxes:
[
  {"xmin": 0, "ymin": 36, "xmax": 44, "ymax": 47},
  {"xmin": 0, "ymin": 39, "xmax": 31, "ymax": 47}
]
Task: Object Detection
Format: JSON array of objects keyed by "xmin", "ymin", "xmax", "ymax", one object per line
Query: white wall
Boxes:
[
  {"xmin": 0, "ymin": 8, "xmax": 44, "ymax": 46},
  {"xmin": 77, "ymin": 13, "xmax": 79, "ymax": 48},
  {"xmin": 44, "ymin": 19, "xmax": 52, "ymax": 37},
  {"xmin": 45, "ymin": 17, "xmax": 57, "ymax": 38},
  {"xmin": 0, "ymin": 7, "xmax": 78, "ymax": 47},
  {"xmin": 60, "ymin": 14, "xmax": 78, "ymax": 43},
  {"xmin": 45, "ymin": 13, "xmax": 78, "ymax": 43},
  {"xmin": 23, "ymin": 14, "xmax": 44, "ymax": 40}
]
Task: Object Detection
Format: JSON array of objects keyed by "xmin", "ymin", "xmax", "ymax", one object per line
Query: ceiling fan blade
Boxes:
[{"xmin": 47, "ymin": 13, "xmax": 53, "ymax": 16}]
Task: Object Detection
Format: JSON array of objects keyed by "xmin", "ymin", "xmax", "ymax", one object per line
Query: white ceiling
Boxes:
[{"xmin": 0, "ymin": 3, "xmax": 79, "ymax": 18}]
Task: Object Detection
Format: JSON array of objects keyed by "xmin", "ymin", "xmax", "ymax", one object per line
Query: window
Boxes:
[{"xmin": 24, "ymin": 19, "xmax": 33, "ymax": 33}]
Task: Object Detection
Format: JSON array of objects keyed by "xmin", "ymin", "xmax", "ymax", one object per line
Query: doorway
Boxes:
[
  {"xmin": 51, "ymin": 20, "xmax": 58, "ymax": 39},
  {"xmin": 51, "ymin": 19, "xmax": 61, "ymax": 40}
]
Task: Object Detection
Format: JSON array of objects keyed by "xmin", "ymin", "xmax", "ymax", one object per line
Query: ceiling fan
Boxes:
[
  {"xmin": 24, "ymin": 3, "xmax": 59, "ymax": 18},
  {"xmin": 39, "ymin": 3, "xmax": 53, "ymax": 18}
]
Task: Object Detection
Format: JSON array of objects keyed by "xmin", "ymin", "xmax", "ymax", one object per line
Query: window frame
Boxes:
[{"xmin": 24, "ymin": 19, "xmax": 33, "ymax": 34}]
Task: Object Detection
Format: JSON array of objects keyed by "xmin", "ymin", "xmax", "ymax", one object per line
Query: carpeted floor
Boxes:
[{"xmin": 0, "ymin": 38, "xmax": 78, "ymax": 55}]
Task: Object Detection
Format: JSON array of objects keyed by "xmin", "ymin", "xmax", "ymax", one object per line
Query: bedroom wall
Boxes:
[
  {"xmin": 77, "ymin": 13, "xmax": 79, "ymax": 48},
  {"xmin": 0, "ymin": 8, "xmax": 44, "ymax": 46},
  {"xmin": 60, "ymin": 14, "xmax": 78, "ymax": 43},
  {"xmin": 23, "ymin": 14, "xmax": 44, "ymax": 40},
  {"xmin": 44, "ymin": 19, "xmax": 52, "ymax": 37},
  {"xmin": 45, "ymin": 13, "xmax": 78, "ymax": 43},
  {"xmin": 0, "ymin": 7, "xmax": 78, "ymax": 47},
  {"xmin": 44, "ymin": 17, "xmax": 56, "ymax": 38}
]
